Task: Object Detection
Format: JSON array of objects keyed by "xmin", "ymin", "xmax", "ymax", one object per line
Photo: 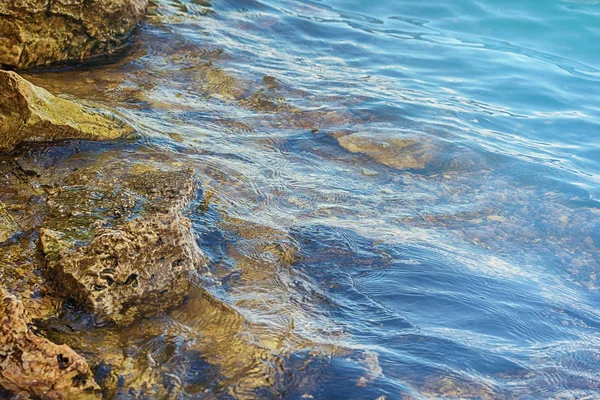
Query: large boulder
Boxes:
[
  {"xmin": 0, "ymin": 70, "xmax": 134, "ymax": 152},
  {"xmin": 0, "ymin": 288, "xmax": 99, "ymax": 399},
  {"xmin": 0, "ymin": 0, "xmax": 148, "ymax": 69}
]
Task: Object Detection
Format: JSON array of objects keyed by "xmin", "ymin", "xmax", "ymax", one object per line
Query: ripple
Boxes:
[{"xmin": 19, "ymin": 0, "xmax": 600, "ymax": 397}]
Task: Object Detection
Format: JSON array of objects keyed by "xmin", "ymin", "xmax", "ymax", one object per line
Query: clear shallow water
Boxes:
[{"xmin": 22, "ymin": 0, "xmax": 600, "ymax": 398}]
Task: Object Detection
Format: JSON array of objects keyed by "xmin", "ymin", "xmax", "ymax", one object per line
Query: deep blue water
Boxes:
[{"xmin": 24, "ymin": 0, "xmax": 600, "ymax": 397}]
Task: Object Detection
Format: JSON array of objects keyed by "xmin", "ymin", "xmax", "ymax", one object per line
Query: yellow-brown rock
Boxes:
[
  {"xmin": 0, "ymin": 288, "xmax": 100, "ymax": 399},
  {"xmin": 0, "ymin": 70, "xmax": 134, "ymax": 152},
  {"xmin": 0, "ymin": 0, "xmax": 148, "ymax": 69},
  {"xmin": 337, "ymin": 132, "xmax": 435, "ymax": 170}
]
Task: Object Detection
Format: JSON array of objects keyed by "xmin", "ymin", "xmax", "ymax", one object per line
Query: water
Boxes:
[{"xmin": 19, "ymin": 0, "xmax": 600, "ymax": 398}]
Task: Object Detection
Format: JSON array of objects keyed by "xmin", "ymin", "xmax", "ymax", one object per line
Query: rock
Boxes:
[
  {"xmin": 41, "ymin": 213, "xmax": 204, "ymax": 325},
  {"xmin": 336, "ymin": 132, "xmax": 436, "ymax": 170},
  {"xmin": 0, "ymin": 287, "xmax": 99, "ymax": 399},
  {"xmin": 0, "ymin": 0, "xmax": 148, "ymax": 69},
  {"xmin": 40, "ymin": 167, "xmax": 207, "ymax": 325},
  {"xmin": 0, "ymin": 71, "xmax": 135, "ymax": 152},
  {"xmin": 0, "ymin": 203, "xmax": 20, "ymax": 243}
]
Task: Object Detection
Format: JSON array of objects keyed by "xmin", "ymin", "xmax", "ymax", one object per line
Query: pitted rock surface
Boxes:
[
  {"xmin": 0, "ymin": 0, "xmax": 148, "ymax": 69},
  {"xmin": 40, "ymin": 167, "xmax": 207, "ymax": 325},
  {"xmin": 0, "ymin": 287, "xmax": 99, "ymax": 399}
]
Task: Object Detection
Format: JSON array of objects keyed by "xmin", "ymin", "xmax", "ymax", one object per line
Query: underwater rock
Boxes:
[
  {"xmin": 0, "ymin": 0, "xmax": 148, "ymax": 69},
  {"xmin": 0, "ymin": 203, "xmax": 20, "ymax": 244},
  {"xmin": 421, "ymin": 375, "xmax": 501, "ymax": 400},
  {"xmin": 0, "ymin": 288, "xmax": 99, "ymax": 399},
  {"xmin": 0, "ymin": 71, "xmax": 134, "ymax": 152},
  {"xmin": 336, "ymin": 132, "xmax": 436, "ymax": 170},
  {"xmin": 41, "ymin": 168, "xmax": 207, "ymax": 325}
]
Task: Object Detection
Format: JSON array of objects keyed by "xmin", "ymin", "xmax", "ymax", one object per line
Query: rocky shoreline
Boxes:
[
  {"xmin": 1, "ymin": 2, "xmax": 305, "ymax": 397},
  {"xmin": 0, "ymin": 1, "xmax": 209, "ymax": 398},
  {"xmin": 0, "ymin": 1, "xmax": 499, "ymax": 398},
  {"xmin": 0, "ymin": 139, "xmax": 217, "ymax": 397}
]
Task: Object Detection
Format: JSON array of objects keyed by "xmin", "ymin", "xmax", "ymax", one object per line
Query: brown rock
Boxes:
[
  {"xmin": 0, "ymin": 70, "xmax": 134, "ymax": 152},
  {"xmin": 336, "ymin": 132, "xmax": 435, "ymax": 170},
  {"xmin": 41, "ymin": 213, "xmax": 205, "ymax": 325},
  {"xmin": 40, "ymin": 168, "xmax": 207, "ymax": 325},
  {"xmin": 0, "ymin": 0, "xmax": 148, "ymax": 69},
  {"xmin": 0, "ymin": 288, "xmax": 99, "ymax": 399},
  {"xmin": 0, "ymin": 202, "xmax": 20, "ymax": 244}
]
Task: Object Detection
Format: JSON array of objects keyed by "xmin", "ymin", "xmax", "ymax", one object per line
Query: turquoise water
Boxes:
[{"xmin": 24, "ymin": 0, "xmax": 600, "ymax": 397}]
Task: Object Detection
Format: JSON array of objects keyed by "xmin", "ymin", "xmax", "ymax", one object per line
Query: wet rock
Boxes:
[
  {"xmin": 0, "ymin": 0, "xmax": 148, "ymax": 69},
  {"xmin": 0, "ymin": 71, "xmax": 134, "ymax": 152},
  {"xmin": 0, "ymin": 203, "xmax": 20, "ymax": 243},
  {"xmin": 41, "ymin": 213, "xmax": 204, "ymax": 325},
  {"xmin": 336, "ymin": 132, "xmax": 436, "ymax": 170},
  {"xmin": 40, "ymin": 167, "xmax": 207, "ymax": 325},
  {"xmin": 39, "ymin": 292, "xmax": 270, "ymax": 398},
  {"xmin": 421, "ymin": 375, "xmax": 502, "ymax": 400},
  {"xmin": 0, "ymin": 159, "xmax": 58, "ymax": 321},
  {"xmin": 0, "ymin": 288, "xmax": 99, "ymax": 399}
]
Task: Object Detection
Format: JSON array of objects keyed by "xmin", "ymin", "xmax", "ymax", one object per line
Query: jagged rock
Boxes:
[
  {"xmin": 0, "ymin": 0, "xmax": 148, "ymax": 69},
  {"xmin": 40, "ymin": 167, "xmax": 207, "ymax": 325},
  {"xmin": 41, "ymin": 213, "xmax": 205, "ymax": 325},
  {"xmin": 0, "ymin": 287, "xmax": 99, "ymax": 399},
  {"xmin": 0, "ymin": 70, "xmax": 135, "ymax": 152}
]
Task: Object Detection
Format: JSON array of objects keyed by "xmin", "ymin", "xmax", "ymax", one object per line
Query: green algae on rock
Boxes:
[
  {"xmin": 0, "ymin": 70, "xmax": 135, "ymax": 153},
  {"xmin": 0, "ymin": 287, "xmax": 100, "ymax": 400},
  {"xmin": 0, "ymin": 0, "xmax": 148, "ymax": 69}
]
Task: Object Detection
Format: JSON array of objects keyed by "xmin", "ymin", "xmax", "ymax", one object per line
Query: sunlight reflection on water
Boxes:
[{"xmin": 17, "ymin": 0, "xmax": 600, "ymax": 397}]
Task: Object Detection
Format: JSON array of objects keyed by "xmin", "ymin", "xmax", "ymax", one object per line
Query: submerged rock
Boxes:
[
  {"xmin": 336, "ymin": 132, "xmax": 436, "ymax": 170},
  {"xmin": 0, "ymin": 288, "xmax": 99, "ymax": 399},
  {"xmin": 0, "ymin": 71, "xmax": 134, "ymax": 152},
  {"xmin": 0, "ymin": 203, "xmax": 20, "ymax": 243},
  {"xmin": 40, "ymin": 167, "xmax": 207, "ymax": 325},
  {"xmin": 0, "ymin": 0, "xmax": 148, "ymax": 69}
]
